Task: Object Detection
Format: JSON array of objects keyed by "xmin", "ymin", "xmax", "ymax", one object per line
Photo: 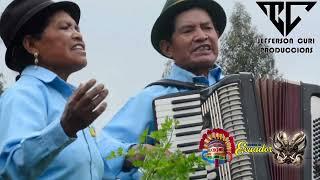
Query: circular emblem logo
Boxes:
[{"xmin": 199, "ymin": 129, "xmax": 235, "ymax": 167}]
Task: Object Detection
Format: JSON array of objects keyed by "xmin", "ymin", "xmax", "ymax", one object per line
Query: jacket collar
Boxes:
[
  {"xmin": 167, "ymin": 63, "xmax": 223, "ymax": 86},
  {"xmin": 21, "ymin": 65, "xmax": 75, "ymax": 98}
]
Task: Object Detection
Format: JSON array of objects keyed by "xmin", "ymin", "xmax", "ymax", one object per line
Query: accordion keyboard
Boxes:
[
  {"xmin": 154, "ymin": 93, "xmax": 217, "ymax": 179},
  {"xmin": 154, "ymin": 93, "xmax": 202, "ymax": 154}
]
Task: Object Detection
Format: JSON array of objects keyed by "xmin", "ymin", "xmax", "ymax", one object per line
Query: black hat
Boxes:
[
  {"xmin": 151, "ymin": 0, "xmax": 227, "ymax": 57},
  {"xmin": 0, "ymin": 0, "xmax": 80, "ymax": 71}
]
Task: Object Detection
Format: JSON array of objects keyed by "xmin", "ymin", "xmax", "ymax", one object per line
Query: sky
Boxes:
[{"xmin": 0, "ymin": 0, "xmax": 319, "ymax": 130}]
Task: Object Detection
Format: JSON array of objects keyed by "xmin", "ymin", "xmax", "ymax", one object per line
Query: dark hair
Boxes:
[
  {"xmin": 12, "ymin": 7, "xmax": 71, "ymax": 80},
  {"xmin": 161, "ymin": 5, "xmax": 218, "ymax": 43}
]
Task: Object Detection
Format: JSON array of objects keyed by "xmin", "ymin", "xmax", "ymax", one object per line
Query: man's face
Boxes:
[{"xmin": 161, "ymin": 8, "xmax": 219, "ymax": 75}]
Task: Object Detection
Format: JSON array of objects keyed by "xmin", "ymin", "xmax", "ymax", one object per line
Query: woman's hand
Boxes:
[{"xmin": 60, "ymin": 79, "xmax": 108, "ymax": 137}]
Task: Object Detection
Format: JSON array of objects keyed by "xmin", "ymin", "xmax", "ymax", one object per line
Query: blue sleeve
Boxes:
[
  {"xmin": 0, "ymin": 86, "xmax": 74, "ymax": 179},
  {"xmin": 96, "ymin": 86, "xmax": 168, "ymax": 178}
]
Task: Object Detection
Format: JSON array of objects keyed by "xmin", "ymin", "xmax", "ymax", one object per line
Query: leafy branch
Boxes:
[{"xmin": 107, "ymin": 117, "xmax": 205, "ymax": 180}]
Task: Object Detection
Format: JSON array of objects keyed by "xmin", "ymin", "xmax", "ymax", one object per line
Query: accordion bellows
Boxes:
[{"xmin": 152, "ymin": 73, "xmax": 320, "ymax": 180}]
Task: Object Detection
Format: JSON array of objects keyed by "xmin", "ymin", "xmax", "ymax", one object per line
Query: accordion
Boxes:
[{"xmin": 152, "ymin": 73, "xmax": 320, "ymax": 180}]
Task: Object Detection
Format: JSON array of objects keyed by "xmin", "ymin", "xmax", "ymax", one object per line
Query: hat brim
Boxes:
[
  {"xmin": 5, "ymin": 1, "xmax": 80, "ymax": 71},
  {"xmin": 151, "ymin": 0, "xmax": 226, "ymax": 57}
]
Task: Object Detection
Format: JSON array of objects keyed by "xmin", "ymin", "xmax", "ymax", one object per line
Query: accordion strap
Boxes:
[{"xmin": 145, "ymin": 79, "xmax": 207, "ymax": 90}]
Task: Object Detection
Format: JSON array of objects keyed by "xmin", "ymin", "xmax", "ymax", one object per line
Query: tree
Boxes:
[
  {"xmin": 0, "ymin": 38, "xmax": 4, "ymax": 94},
  {"xmin": 162, "ymin": 60, "xmax": 173, "ymax": 78},
  {"xmin": 0, "ymin": 73, "xmax": 4, "ymax": 95},
  {"xmin": 219, "ymin": 2, "xmax": 279, "ymax": 77}
]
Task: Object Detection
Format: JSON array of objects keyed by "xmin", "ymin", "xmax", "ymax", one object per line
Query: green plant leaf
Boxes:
[{"xmin": 107, "ymin": 117, "xmax": 206, "ymax": 179}]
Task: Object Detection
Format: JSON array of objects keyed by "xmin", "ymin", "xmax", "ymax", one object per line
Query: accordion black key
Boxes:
[{"xmin": 152, "ymin": 73, "xmax": 320, "ymax": 180}]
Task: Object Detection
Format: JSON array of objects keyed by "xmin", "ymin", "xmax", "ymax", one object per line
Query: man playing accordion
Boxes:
[{"xmin": 98, "ymin": 0, "xmax": 227, "ymax": 179}]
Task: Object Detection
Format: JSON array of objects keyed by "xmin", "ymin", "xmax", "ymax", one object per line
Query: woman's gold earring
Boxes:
[{"xmin": 34, "ymin": 52, "xmax": 39, "ymax": 66}]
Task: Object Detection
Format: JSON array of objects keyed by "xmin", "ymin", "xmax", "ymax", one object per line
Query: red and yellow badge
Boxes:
[{"xmin": 199, "ymin": 129, "xmax": 235, "ymax": 167}]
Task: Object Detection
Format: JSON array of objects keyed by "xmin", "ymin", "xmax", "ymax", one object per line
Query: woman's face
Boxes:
[{"xmin": 34, "ymin": 10, "xmax": 86, "ymax": 77}]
